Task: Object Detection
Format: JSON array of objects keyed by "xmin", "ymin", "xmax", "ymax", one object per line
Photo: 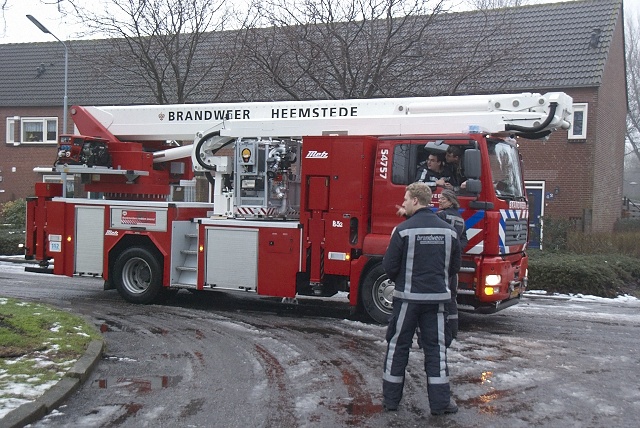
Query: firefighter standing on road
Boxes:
[{"xmin": 382, "ymin": 182, "xmax": 461, "ymax": 415}]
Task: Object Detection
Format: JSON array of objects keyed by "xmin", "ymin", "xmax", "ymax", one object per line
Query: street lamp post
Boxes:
[{"xmin": 26, "ymin": 14, "xmax": 68, "ymax": 134}]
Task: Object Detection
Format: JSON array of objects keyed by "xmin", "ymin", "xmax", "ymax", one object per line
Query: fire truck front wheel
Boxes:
[
  {"xmin": 361, "ymin": 264, "xmax": 394, "ymax": 324},
  {"xmin": 113, "ymin": 247, "xmax": 163, "ymax": 304}
]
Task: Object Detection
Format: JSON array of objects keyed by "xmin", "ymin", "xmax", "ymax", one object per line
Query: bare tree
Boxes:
[
  {"xmin": 1, "ymin": 0, "xmax": 65, "ymax": 38},
  {"xmin": 61, "ymin": 0, "xmax": 243, "ymax": 104},
  {"xmin": 0, "ymin": 0, "xmax": 535, "ymax": 103},
  {"xmin": 0, "ymin": 1, "xmax": 7, "ymax": 34},
  {"xmin": 462, "ymin": 0, "xmax": 529, "ymax": 9},
  {"xmin": 627, "ymin": 12, "xmax": 640, "ymax": 163},
  {"xmin": 238, "ymin": 0, "xmax": 454, "ymax": 100},
  {"xmin": 237, "ymin": 0, "xmax": 527, "ymax": 101}
]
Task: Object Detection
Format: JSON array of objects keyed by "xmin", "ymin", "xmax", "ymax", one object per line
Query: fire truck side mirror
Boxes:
[
  {"xmin": 463, "ymin": 149, "xmax": 481, "ymax": 179},
  {"xmin": 465, "ymin": 179, "xmax": 482, "ymax": 194}
]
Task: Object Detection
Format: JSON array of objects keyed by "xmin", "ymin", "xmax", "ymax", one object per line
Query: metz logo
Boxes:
[
  {"xmin": 306, "ymin": 151, "xmax": 328, "ymax": 159},
  {"xmin": 105, "ymin": 230, "xmax": 119, "ymax": 237}
]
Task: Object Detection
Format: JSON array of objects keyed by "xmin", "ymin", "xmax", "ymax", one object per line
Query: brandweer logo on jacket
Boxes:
[{"xmin": 417, "ymin": 234, "xmax": 444, "ymax": 244}]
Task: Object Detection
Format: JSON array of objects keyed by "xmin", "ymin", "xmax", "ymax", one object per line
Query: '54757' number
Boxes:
[{"xmin": 379, "ymin": 149, "xmax": 389, "ymax": 179}]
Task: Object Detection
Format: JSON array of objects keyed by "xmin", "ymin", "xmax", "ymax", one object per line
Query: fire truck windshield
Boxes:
[{"xmin": 487, "ymin": 139, "xmax": 525, "ymax": 200}]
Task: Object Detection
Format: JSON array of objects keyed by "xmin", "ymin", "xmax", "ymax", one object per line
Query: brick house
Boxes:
[{"xmin": 0, "ymin": 0, "xmax": 627, "ymax": 234}]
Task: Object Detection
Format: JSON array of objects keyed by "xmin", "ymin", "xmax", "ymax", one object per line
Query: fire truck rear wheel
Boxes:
[
  {"xmin": 361, "ymin": 264, "xmax": 394, "ymax": 324},
  {"xmin": 113, "ymin": 247, "xmax": 163, "ymax": 304}
]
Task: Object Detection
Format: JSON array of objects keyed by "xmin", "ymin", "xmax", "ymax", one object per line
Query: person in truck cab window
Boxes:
[
  {"xmin": 443, "ymin": 146, "xmax": 466, "ymax": 191},
  {"xmin": 415, "ymin": 153, "xmax": 446, "ymax": 188}
]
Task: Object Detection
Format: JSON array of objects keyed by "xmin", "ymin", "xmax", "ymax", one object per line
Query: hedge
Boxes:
[{"xmin": 527, "ymin": 251, "xmax": 640, "ymax": 298}]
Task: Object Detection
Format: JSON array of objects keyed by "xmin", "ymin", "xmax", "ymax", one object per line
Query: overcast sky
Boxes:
[{"xmin": 0, "ymin": 0, "xmax": 638, "ymax": 44}]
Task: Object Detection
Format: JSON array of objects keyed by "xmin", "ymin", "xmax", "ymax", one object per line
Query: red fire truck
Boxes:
[{"xmin": 25, "ymin": 92, "xmax": 573, "ymax": 323}]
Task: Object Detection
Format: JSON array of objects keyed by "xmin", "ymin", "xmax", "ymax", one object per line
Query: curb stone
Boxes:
[
  {"xmin": 66, "ymin": 340, "xmax": 105, "ymax": 382},
  {"xmin": 0, "ymin": 256, "xmax": 40, "ymax": 265},
  {"xmin": 1, "ymin": 339, "xmax": 105, "ymax": 428}
]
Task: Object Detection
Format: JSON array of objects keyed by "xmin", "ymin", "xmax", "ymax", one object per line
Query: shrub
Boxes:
[
  {"xmin": 554, "ymin": 229, "xmax": 640, "ymax": 258},
  {"xmin": 1, "ymin": 198, "xmax": 26, "ymax": 227},
  {"xmin": 0, "ymin": 229, "xmax": 25, "ymax": 255},
  {"xmin": 0, "ymin": 199, "xmax": 26, "ymax": 255},
  {"xmin": 565, "ymin": 231, "xmax": 616, "ymax": 255},
  {"xmin": 528, "ymin": 251, "xmax": 640, "ymax": 298},
  {"xmin": 614, "ymin": 217, "xmax": 640, "ymax": 233},
  {"xmin": 530, "ymin": 225, "xmax": 640, "ymax": 297},
  {"xmin": 541, "ymin": 217, "xmax": 575, "ymax": 252}
]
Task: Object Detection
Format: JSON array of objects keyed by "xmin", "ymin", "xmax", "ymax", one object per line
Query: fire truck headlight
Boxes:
[
  {"xmin": 485, "ymin": 274, "xmax": 501, "ymax": 286},
  {"xmin": 484, "ymin": 287, "xmax": 495, "ymax": 296}
]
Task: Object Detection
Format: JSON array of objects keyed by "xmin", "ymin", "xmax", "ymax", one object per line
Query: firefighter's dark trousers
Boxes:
[
  {"xmin": 383, "ymin": 300, "xmax": 451, "ymax": 411},
  {"xmin": 445, "ymin": 274, "xmax": 459, "ymax": 347}
]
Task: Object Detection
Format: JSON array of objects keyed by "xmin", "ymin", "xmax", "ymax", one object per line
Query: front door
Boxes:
[{"xmin": 525, "ymin": 181, "xmax": 545, "ymax": 249}]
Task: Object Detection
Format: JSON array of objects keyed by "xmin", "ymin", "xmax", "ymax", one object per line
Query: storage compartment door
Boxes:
[
  {"xmin": 75, "ymin": 206, "xmax": 105, "ymax": 275},
  {"xmin": 205, "ymin": 227, "xmax": 257, "ymax": 290}
]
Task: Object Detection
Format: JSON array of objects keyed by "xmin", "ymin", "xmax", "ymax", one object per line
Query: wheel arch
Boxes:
[
  {"xmin": 357, "ymin": 257, "xmax": 384, "ymax": 307},
  {"xmin": 357, "ymin": 257, "xmax": 396, "ymax": 324},
  {"xmin": 106, "ymin": 234, "xmax": 164, "ymax": 289}
]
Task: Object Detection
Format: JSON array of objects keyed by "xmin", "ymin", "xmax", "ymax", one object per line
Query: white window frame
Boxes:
[
  {"xmin": 20, "ymin": 117, "xmax": 58, "ymax": 144},
  {"xmin": 568, "ymin": 103, "xmax": 588, "ymax": 140},
  {"xmin": 5, "ymin": 117, "xmax": 16, "ymax": 144}
]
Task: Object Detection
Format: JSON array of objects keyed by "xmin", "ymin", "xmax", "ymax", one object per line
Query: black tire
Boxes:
[
  {"xmin": 113, "ymin": 247, "xmax": 163, "ymax": 304},
  {"xmin": 361, "ymin": 264, "xmax": 394, "ymax": 324}
]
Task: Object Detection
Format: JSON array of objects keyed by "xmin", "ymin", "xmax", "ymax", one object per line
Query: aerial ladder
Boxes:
[{"xmin": 61, "ymin": 92, "xmax": 573, "ymax": 214}]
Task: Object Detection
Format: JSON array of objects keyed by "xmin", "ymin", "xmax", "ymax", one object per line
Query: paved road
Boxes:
[{"xmin": 1, "ymin": 263, "xmax": 639, "ymax": 427}]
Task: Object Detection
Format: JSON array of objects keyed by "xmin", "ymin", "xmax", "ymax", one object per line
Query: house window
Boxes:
[
  {"xmin": 569, "ymin": 103, "xmax": 588, "ymax": 140},
  {"xmin": 20, "ymin": 117, "xmax": 58, "ymax": 143},
  {"xmin": 5, "ymin": 117, "xmax": 15, "ymax": 144}
]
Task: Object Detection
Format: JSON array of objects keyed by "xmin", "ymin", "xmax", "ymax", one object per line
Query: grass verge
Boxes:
[{"xmin": 0, "ymin": 297, "xmax": 101, "ymax": 413}]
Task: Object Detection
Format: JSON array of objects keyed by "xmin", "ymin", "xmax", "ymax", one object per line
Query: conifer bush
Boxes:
[{"xmin": 0, "ymin": 199, "xmax": 26, "ymax": 255}]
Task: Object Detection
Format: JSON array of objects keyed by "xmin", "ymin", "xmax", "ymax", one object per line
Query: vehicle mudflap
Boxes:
[{"xmin": 24, "ymin": 266, "xmax": 54, "ymax": 274}]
